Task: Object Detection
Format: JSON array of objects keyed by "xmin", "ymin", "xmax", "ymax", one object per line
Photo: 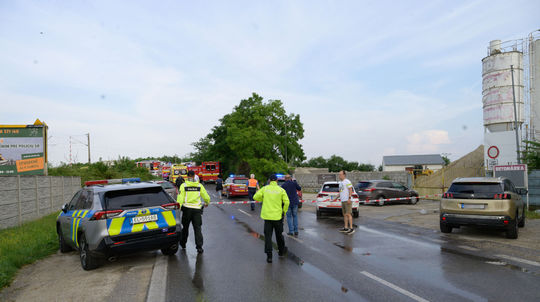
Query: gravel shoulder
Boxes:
[{"xmin": 0, "ymin": 250, "xmax": 156, "ymax": 302}]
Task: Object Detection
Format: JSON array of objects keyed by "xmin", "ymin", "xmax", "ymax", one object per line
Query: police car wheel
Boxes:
[
  {"xmin": 161, "ymin": 243, "xmax": 179, "ymax": 256},
  {"xmin": 58, "ymin": 228, "xmax": 73, "ymax": 253},
  {"xmin": 316, "ymin": 209, "xmax": 322, "ymax": 218},
  {"xmin": 79, "ymin": 234, "xmax": 99, "ymax": 270}
]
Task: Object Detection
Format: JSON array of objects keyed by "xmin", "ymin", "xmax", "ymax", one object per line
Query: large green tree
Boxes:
[
  {"xmin": 299, "ymin": 155, "xmax": 374, "ymax": 172},
  {"xmin": 191, "ymin": 93, "xmax": 305, "ymax": 180}
]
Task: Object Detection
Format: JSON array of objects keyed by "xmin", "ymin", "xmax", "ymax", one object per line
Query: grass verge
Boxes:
[
  {"xmin": 0, "ymin": 212, "xmax": 59, "ymax": 289},
  {"xmin": 525, "ymin": 210, "xmax": 540, "ymax": 219}
]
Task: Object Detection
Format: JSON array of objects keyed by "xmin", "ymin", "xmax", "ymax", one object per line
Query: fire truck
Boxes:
[
  {"xmin": 161, "ymin": 165, "xmax": 171, "ymax": 180},
  {"xmin": 187, "ymin": 162, "xmax": 220, "ymax": 183},
  {"xmin": 170, "ymin": 164, "xmax": 188, "ymax": 183}
]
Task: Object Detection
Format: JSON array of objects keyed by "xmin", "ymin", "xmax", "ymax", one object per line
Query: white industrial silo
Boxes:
[
  {"xmin": 530, "ymin": 32, "xmax": 540, "ymax": 138},
  {"xmin": 482, "ymin": 40, "xmax": 524, "ymax": 170}
]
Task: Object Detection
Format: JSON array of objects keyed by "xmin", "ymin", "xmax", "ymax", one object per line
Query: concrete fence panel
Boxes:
[{"xmin": 0, "ymin": 176, "xmax": 81, "ymax": 230}]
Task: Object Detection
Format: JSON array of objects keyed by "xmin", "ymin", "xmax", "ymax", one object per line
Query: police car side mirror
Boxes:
[{"xmin": 61, "ymin": 203, "xmax": 68, "ymax": 213}]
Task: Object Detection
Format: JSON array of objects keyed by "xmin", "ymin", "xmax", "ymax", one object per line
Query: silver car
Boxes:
[{"xmin": 56, "ymin": 180, "xmax": 181, "ymax": 270}]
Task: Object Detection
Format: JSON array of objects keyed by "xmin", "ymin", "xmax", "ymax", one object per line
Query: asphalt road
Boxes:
[{"xmin": 164, "ymin": 185, "xmax": 540, "ymax": 302}]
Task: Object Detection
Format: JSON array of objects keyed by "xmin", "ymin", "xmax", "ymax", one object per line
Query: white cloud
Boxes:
[{"xmin": 406, "ymin": 130, "xmax": 451, "ymax": 154}]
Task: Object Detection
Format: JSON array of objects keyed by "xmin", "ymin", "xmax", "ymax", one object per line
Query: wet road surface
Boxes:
[{"xmin": 165, "ymin": 187, "xmax": 540, "ymax": 302}]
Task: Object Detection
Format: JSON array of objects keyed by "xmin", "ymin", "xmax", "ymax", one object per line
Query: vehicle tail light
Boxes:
[
  {"xmin": 494, "ymin": 194, "xmax": 508, "ymax": 199},
  {"xmin": 443, "ymin": 193, "xmax": 454, "ymax": 198},
  {"xmin": 442, "ymin": 216, "xmax": 446, "ymax": 221},
  {"xmin": 364, "ymin": 188, "xmax": 376, "ymax": 192},
  {"xmin": 162, "ymin": 203, "xmax": 180, "ymax": 210},
  {"xmin": 90, "ymin": 210, "xmax": 123, "ymax": 220},
  {"xmin": 503, "ymin": 220, "xmax": 509, "ymax": 225},
  {"xmin": 317, "ymin": 194, "xmax": 327, "ymax": 198}
]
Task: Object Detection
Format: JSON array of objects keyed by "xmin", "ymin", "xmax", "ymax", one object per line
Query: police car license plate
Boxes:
[{"xmin": 131, "ymin": 214, "xmax": 158, "ymax": 224}]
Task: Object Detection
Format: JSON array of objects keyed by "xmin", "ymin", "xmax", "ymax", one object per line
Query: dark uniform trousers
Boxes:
[
  {"xmin": 248, "ymin": 187, "xmax": 257, "ymax": 210},
  {"xmin": 180, "ymin": 207, "xmax": 203, "ymax": 249},
  {"xmin": 264, "ymin": 219, "xmax": 285, "ymax": 254}
]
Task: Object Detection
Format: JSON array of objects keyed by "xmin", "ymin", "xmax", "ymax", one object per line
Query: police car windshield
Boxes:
[
  {"xmin": 233, "ymin": 179, "xmax": 247, "ymax": 184},
  {"xmin": 104, "ymin": 187, "xmax": 172, "ymax": 210},
  {"xmin": 277, "ymin": 180, "xmax": 285, "ymax": 186}
]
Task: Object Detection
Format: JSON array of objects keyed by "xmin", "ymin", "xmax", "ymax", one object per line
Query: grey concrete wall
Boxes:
[
  {"xmin": 294, "ymin": 171, "xmax": 410, "ymax": 192},
  {"xmin": 0, "ymin": 176, "xmax": 81, "ymax": 229}
]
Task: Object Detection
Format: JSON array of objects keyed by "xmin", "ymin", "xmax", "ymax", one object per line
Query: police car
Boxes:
[
  {"xmin": 56, "ymin": 178, "xmax": 181, "ymax": 270},
  {"xmin": 315, "ymin": 181, "xmax": 360, "ymax": 218}
]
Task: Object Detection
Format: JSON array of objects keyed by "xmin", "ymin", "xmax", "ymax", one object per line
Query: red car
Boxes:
[{"xmin": 222, "ymin": 175, "xmax": 249, "ymax": 198}]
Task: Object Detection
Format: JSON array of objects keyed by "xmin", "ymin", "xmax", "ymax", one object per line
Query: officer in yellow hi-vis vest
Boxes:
[{"xmin": 177, "ymin": 170, "xmax": 211, "ymax": 253}]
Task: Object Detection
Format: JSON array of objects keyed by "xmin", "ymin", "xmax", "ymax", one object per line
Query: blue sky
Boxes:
[{"xmin": 1, "ymin": 0, "xmax": 539, "ymax": 166}]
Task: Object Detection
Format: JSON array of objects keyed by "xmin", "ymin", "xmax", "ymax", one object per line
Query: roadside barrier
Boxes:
[{"xmin": 211, "ymin": 194, "xmax": 443, "ymax": 205}]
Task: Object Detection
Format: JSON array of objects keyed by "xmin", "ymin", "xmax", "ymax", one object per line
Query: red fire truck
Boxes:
[{"xmin": 187, "ymin": 162, "xmax": 220, "ymax": 183}]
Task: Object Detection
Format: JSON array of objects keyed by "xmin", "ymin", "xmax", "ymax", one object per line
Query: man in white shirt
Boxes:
[{"xmin": 334, "ymin": 170, "xmax": 355, "ymax": 234}]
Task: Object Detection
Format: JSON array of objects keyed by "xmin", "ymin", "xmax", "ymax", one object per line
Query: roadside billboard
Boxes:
[{"xmin": 0, "ymin": 119, "xmax": 48, "ymax": 175}]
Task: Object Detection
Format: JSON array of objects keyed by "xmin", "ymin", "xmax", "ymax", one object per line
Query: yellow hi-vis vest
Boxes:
[
  {"xmin": 177, "ymin": 180, "xmax": 211, "ymax": 209},
  {"xmin": 254, "ymin": 181, "xmax": 290, "ymax": 220}
]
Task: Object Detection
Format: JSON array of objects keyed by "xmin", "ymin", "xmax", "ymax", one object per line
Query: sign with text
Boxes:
[
  {"xmin": 493, "ymin": 164, "xmax": 527, "ymax": 188},
  {"xmin": 0, "ymin": 124, "xmax": 47, "ymax": 175}
]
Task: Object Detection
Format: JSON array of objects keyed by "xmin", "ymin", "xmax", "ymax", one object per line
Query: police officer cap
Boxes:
[
  {"xmin": 269, "ymin": 174, "xmax": 277, "ymax": 181},
  {"xmin": 187, "ymin": 170, "xmax": 195, "ymax": 177}
]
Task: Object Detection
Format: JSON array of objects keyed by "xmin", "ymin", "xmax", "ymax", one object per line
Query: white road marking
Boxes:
[
  {"xmin": 146, "ymin": 255, "xmax": 168, "ymax": 302},
  {"xmin": 238, "ymin": 209, "xmax": 252, "ymax": 217},
  {"xmin": 458, "ymin": 245, "xmax": 480, "ymax": 252},
  {"xmin": 496, "ymin": 254, "xmax": 540, "ymax": 267},
  {"xmin": 361, "ymin": 271, "xmax": 430, "ymax": 302}
]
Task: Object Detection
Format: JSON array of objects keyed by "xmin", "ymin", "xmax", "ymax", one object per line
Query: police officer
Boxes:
[
  {"xmin": 177, "ymin": 170, "xmax": 211, "ymax": 253},
  {"xmin": 254, "ymin": 174, "xmax": 290, "ymax": 263}
]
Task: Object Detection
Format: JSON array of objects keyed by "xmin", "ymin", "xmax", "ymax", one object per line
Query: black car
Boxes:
[{"xmin": 356, "ymin": 180, "xmax": 419, "ymax": 206}]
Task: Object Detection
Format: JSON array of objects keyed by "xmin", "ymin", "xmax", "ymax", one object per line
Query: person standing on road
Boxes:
[
  {"xmin": 281, "ymin": 174, "xmax": 302, "ymax": 237},
  {"xmin": 248, "ymin": 174, "xmax": 260, "ymax": 211},
  {"xmin": 177, "ymin": 171, "xmax": 211, "ymax": 253},
  {"xmin": 334, "ymin": 170, "xmax": 355, "ymax": 235},
  {"xmin": 254, "ymin": 174, "xmax": 290, "ymax": 263},
  {"xmin": 215, "ymin": 175, "xmax": 224, "ymax": 201}
]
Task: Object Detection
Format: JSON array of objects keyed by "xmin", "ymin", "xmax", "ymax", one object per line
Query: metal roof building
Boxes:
[{"xmin": 382, "ymin": 154, "xmax": 445, "ymax": 172}]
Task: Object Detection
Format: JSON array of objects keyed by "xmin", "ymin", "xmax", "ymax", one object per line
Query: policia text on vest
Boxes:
[{"xmin": 177, "ymin": 172, "xmax": 211, "ymax": 254}]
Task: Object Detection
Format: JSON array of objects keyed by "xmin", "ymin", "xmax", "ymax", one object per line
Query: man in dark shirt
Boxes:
[{"xmin": 281, "ymin": 174, "xmax": 302, "ymax": 236}]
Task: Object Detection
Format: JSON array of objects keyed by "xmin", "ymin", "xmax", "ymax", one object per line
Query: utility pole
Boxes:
[
  {"xmin": 87, "ymin": 133, "xmax": 91, "ymax": 164},
  {"xmin": 69, "ymin": 136, "xmax": 72, "ymax": 166},
  {"xmin": 510, "ymin": 65, "xmax": 521, "ymax": 164}
]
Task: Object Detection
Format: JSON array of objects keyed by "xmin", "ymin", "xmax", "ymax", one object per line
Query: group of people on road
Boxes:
[{"xmin": 174, "ymin": 170, "xmax": 356, "ymax": 263}]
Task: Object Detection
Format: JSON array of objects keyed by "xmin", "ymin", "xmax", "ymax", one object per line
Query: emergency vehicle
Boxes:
[
  {"xmin": 161, "ymin": 165, "xmax": 171, "ymax": 180},
  {"xmin": 222, "ymin": 175, "xmax": 249, "ymax": 198},
  {"xmin": 170, "ymin": 164, "xmax": 188, "ymax": 183},
  {"xmin": 56, "ymin": 178, "xmax": 181, "ymax": 270},
  {"xmin": 187, "ymin": 161, "xmax": 221, "ymax": 183}
]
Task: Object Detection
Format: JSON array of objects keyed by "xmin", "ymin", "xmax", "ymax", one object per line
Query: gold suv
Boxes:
[{"xmin": 440, "ymin": 177, "xmax": 526, "ymax": 239}]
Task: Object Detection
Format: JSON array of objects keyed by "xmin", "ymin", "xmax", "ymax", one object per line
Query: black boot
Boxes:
[{"xmin": 266, "ymin": 253, "xmax": 272, "ymax": 263}]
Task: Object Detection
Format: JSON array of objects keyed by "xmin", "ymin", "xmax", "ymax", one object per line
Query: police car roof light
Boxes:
[
  {"xmin": 85, "ymin": 180, "xmax": 108, "ymax": 186},
  {"xmin": 122, "ymin": 177, "xmax": 141, "ymax": 183}
]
